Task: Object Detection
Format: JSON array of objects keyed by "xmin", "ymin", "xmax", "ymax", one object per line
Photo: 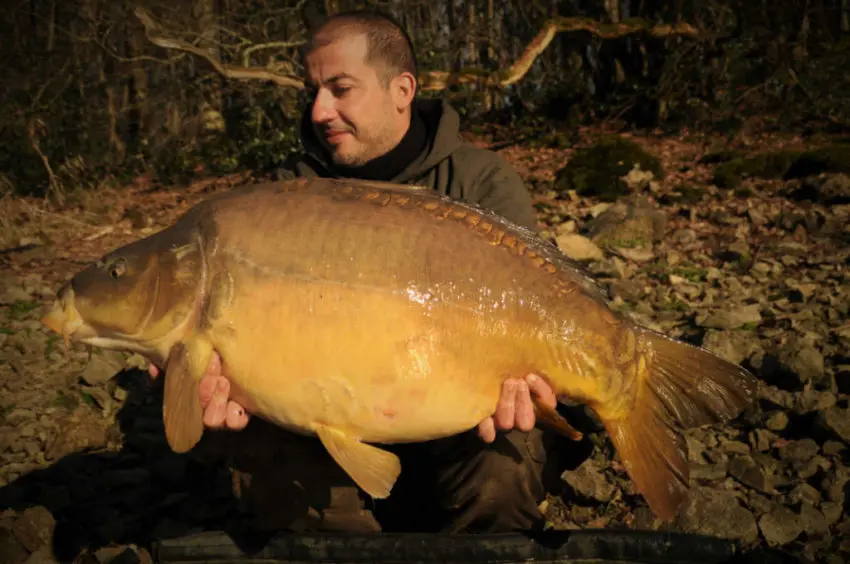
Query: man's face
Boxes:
[{"xmin": 305, "ymin": 34, "xmax": 411, "ymax": 167}]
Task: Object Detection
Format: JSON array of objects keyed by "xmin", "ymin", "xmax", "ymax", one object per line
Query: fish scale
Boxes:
[{"xmin": 41, "ymin": 176, "xmax": 758, "ymax": 523}]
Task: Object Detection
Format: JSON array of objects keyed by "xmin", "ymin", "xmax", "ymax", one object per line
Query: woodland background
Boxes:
[{"xmin": 3, "ymin": 0, "xmax": 850, "ymax": 203}]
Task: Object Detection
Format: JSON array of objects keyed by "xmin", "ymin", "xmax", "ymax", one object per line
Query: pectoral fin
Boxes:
[
  {"xmin": 533, "ymin": 397, "xmax": 583, "ymax": 441},
  {"xmin": 162, "ymin": 341, "xmax": 207, "ymax": 453},
  {"xmin": 315, "ymin": 424, "xmax": 401, "ymax": 499}
]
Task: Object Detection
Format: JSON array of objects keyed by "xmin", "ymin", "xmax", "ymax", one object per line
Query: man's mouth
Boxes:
[{"xmin": 323, "ymin": 129, "xmax": 351, "ymax": 143}]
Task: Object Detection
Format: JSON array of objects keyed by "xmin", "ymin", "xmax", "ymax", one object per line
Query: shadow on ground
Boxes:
[
  {"xmin": 0, "ymin": 368, "xmax": 810, "ymax": 563},
  {"xmin": 0, "ymin": 368, "xmax": 252, "ymax": 561}
]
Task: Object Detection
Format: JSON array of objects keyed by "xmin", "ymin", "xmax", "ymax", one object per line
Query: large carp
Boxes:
[{"xmin": 42, "ymin": 177, "xmax": 757, "ymax": 522}]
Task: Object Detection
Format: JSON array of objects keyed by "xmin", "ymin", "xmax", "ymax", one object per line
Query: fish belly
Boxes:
[{"xmin": 206, "ymin": 275, "xmax": 546, "ymax": 444}]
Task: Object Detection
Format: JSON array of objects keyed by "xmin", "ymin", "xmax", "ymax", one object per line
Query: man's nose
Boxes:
[{"xmin": 311, "ymin": 90, "xmax": 335, "ymax": 123}]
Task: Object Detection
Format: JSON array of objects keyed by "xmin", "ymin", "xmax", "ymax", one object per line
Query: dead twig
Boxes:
[
  {"xmin": 134, "ymin": 6, "xmax": 305, "ymax": 89},
  {"xmin": 26, "ymin": 118, "xmax": 63, "ymax": 206}
]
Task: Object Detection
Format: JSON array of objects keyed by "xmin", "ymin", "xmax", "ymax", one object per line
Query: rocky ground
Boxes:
[{"xmin": 0, "ymin": 129, "xmax": 848, "ymax": 563}]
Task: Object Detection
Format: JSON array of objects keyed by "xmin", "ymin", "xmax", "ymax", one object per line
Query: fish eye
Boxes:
[{"xmin": 108, "ymin": 258, "xmax": 127, "ymax": 279}]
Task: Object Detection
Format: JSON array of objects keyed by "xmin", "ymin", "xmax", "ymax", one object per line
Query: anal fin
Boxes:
[
  {"xmin": 532, "ymin": 397, "xmax": 583, "ymax": 441},
  {"xmin": 315, "ymin": 424, "xmax": 401, "ymax": 499},
  {"xmin": 162, "ymin": 342, "xmax": 205, "ymax": 453}
]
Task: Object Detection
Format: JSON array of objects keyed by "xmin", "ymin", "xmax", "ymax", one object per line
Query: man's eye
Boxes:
[{"xmin": 333, "ymin": 86, "xmax": 351, "ymax": 96}]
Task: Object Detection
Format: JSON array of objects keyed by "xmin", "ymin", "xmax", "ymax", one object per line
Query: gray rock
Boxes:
[
  {"xmin": 822, "ymin": 441, "xmax": 846, "ymax": 457},
  {"xmin": 24, "ymin": 545, "xmax": 58, "ymax": 564},
  {"xmin": 716, "ymin": 239, "xmax": 753, "ymax": 267},
  {"xmin": 817, "ymin": 406, "xmax": 850, "ymax": 442},
  {"xmin": 787, "ymin": 483, "xmax": 821, "ymax": 506},
  {"xmin": 750, "ymin": 429, "xmax": 778, "ymax": 452},
  {"xmin": 678, "ymin": 488, "xmax": 758, "ymax": 544},
  {"xmin": 81, "ymin": 350, "xmax": 126, "ymax": 386},
  {"xmin": 608, "ymin": 280, "xmax": 644, "ymax": 302},
  {"xmin": 701, "ymin": 330, "xmax": 762, "ymax": 366},
  {"xmin": 796, "ymin": 173, "xmax": 850, "ymax": 205},
  {"xmin": 80, "ymin": 386, "xmax": 113, "ymax": 413},
  {"xmin": 561, "ymin": 460, "xmax": 616, "ymax": 503},
  {"xmin": 616, "ymin": 247, "xmax": 656, "ymax": 263},
  {"xmin": 794, "ymin": 455, "xmax": 831, "ymax": 481},
  {"xmin": 795, "ymin": 389, "xmax": 838, "ymax": 414},
  {"xmin": 758, "ymin": 385, "xmax": 796, "ymax": 410},
  {"xmin": 95, "ymin": 545, "xmax": 142, "ymax": 564},
  {"xmin": 765, "ymin": 411, "xmax": 789, "ymax": 431},
  {"xmin": 585, "ymin": 196, "xmax": 668, "ymax": 247},
  {"xmin": 672, "ymin": 229, "xmax": 697, "ymax": 245},
  {"xmin": 746, "ymin": 491, "xmax": 776, "ymax": 517},
  {"xmin": 820, "ymin": 501, "xmax": 843, "ymax": 526},
  {"xmin": 758, "ymin": 506, "xmax": 804, "ymax": 546},
  {"xmin": 697, "ymin": 304, "xmax": 762, "ymax": 330},
  {"xmin": 778, "ymin": 439, "xmax": 820, "ymax": 463},
  {"xmin": 720, "ymin": 440, "xmax": 751, "ymax": 456},
  {"xmin": 822, "ymin": 465, "xmax": 849, "ymax": 502},
  {"xmin": 729, "ymin": 455, "xmax": 774, "ymax": 493},
  {"xmin": 689, "ymin": 462, "xmax": 728, "ymax": 481},
  {"xmin": 556, "ymin": 234, "xmax": 604, "ymax": 261},
  {"xmin": 781, "ymin": 341, "xmax": 826, "ymax": 388},
  {"xmin": 798, "ymin": 503, "xmax": 830, "ymax": 537},
  {"xmin": 0, "ymin": 526, "xmax": 29, "ymax": 564},
  {"xmin": 11, "ymin": 506, "xmax": 55, "ymax": 553}
]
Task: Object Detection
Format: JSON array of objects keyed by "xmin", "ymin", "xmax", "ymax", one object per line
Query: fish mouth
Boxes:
[{"xmin": 41, "ymin": 287, "xmax": 88, "ymax": 349}]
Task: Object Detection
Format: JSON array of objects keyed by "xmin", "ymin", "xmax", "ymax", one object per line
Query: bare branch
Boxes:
[
  {"xmin": 420, "ymin": 17, "xmax": 701, "ymax": 91},
  {"xmin": 134, "ymin": 6, "xmax": 305, "ymax": 89},
  {"xmin": 242, "ymin": 40, "xmax": 305, "ymax": 67},
  {"xmin": 133, "ymin": 9, "xmax": 700, "ymax": 95}
]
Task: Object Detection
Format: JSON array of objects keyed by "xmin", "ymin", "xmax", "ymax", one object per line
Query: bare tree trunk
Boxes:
[
  {"xmin": 47, "ymin": 0, "xmax": 56, "ymax": 52},
  {"xmin": 604, "ymin": 0, "xmax": 621, "ymax": 23},
  {"xmin": 467, "ymin": 1, "xmax": 477, "ymax": 68},
  {"xmin": 324, "ymin": 0, "xmax": 338, "ymax": 18}
]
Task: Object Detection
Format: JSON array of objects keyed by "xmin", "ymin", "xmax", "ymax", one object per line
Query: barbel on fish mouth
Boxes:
[{"xmin": 41, "ymin": 176, "xmax": 758, "ymax": 522}]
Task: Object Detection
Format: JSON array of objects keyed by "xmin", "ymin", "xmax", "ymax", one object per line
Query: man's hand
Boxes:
[
  {"xmin": 476, "ymin": 373, "xmax": 557, "ymax": 443},
  {"xmin": 147, "ymin": 352, "xmax": 251, "ymax": 431},
  {"xmin": 148, "ymin": 356, "xmax": 557, "ymax": 440}
]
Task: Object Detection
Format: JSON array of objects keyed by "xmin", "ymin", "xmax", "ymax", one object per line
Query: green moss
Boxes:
[
  {"xmin": 713, "ymin": 144, "xmax": 850, "ymax": 188},
  {"xmin": 553, "ymin": 135, "xmax": 665, "ymax": 201},
  {"xmin": 7, "ymin": 300, "xmax": 40, "ymax": 320},
  {"xmin": 784, "ymin": 144, "xmax": 850, "ymax": 178},
  {"xmin": 663, "ymin": 183, "xmax": 704, "ymax": 205},
  {"xmin": 659, "ymin": 298, "xmax": 690, "ymax": 312},
  {"xmin": 671, "ymin": 265, "xmax": 708, "ymax": 282},
  {"xmin": 698, "ymin": 149, "xmax": 745, "ymax": 165},
  {"xmin": 606, "ymin": 237, "xmax": 649, "ymax": 248},
  {"xmin": 713, "ymin": 150, "xmax": 799, "ymax": 188}
]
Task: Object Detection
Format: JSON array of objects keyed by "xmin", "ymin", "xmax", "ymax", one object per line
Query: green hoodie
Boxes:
[{"xmin": 275, "ymin": 98, "xmax": 539, "ymax": 232}]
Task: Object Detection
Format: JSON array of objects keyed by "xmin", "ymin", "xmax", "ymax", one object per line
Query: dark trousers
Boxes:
[{"xmin": 194, "ymin": 417, "xmax": 589, "ymax": 534}]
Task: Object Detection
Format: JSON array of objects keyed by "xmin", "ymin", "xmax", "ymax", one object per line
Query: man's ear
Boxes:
[{"xmin": 392, "ymin": 72, "xmax": 417, "ymax": 110}]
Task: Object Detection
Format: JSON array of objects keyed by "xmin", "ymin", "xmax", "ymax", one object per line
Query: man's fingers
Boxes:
[
  {"xmin": 198, "ymin": 375, "xmax": 218, "ymax": 409},
  {"xmin": 225, "ymin": 401, "xmax": 251, "ymax": 430},
  {"xmin": 493, "ymin": 379, "xmax": 517, "ymax": 430},
  {"xmin": 526, "ymin": 373, "xmax": 557, "ymax": 408},
  {"xmin": 477, "ymin": 417, "xmax": 496, "ymax": 444},
  {"xmin": 202, "ymin": 377, "xmax": 230, "ymax": 429},
  {"xmin": 514, "ymin": 379, "xmax": 535, "ymax": 432}
]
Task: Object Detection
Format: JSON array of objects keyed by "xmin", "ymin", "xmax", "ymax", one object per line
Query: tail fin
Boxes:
[{"xmin": 603, "ymin": 328, "xmax": 758, "ymax": 522}]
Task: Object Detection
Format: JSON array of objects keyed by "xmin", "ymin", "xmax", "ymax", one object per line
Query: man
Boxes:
[{"xmin": 148, "ymin": 10, "xmax": 582, "ymax": 535}]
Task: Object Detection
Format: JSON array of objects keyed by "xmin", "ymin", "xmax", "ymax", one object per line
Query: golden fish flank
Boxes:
[{"xmin": 41, "ymin": 176, "xmax": 758, "ymax": 521}]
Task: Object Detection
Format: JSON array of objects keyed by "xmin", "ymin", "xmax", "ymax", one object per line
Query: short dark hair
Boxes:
[{"xmin": 306, "ymin": 10, "xmax": 418, "ymax": 86}]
